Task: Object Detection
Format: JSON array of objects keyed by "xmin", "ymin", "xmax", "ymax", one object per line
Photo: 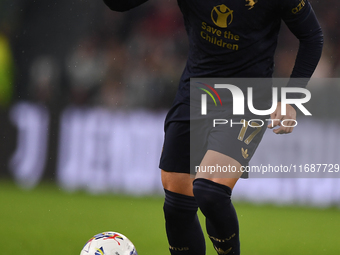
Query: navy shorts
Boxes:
[{"xmin": 159, "ymin": 101, "xmax": 267, "ymax": 178}]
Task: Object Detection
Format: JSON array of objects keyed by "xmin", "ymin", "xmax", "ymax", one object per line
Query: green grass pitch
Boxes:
[{"xmin": 0, "ymin": 179, "xmax": 339, "ymax": 254}]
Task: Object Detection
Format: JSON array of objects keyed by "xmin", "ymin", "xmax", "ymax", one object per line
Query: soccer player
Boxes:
[{"xmin": 103, "ymin": 0, "xmax": 323, "ymax": 254}]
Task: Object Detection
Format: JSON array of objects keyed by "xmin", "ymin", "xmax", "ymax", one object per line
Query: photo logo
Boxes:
[
  {"xmin": 200, "ymin": 84, "xmax": 312, "ymax": 116},
  {"xmin": 197, "ymin": 82, "xmax": 222, "ymax": 115},
  {"xmin": 211, "ymin": 5, "xmax": 234, "ymax": 28}
]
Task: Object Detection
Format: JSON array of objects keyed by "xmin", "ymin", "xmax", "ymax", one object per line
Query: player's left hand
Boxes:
[{"xmin": 267, "ymin": 102, "xmax": 296, "ymax": 134}]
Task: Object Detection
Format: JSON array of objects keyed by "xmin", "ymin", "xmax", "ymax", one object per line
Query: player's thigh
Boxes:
[
  {"xmin": 161, "ymin": 170, "xmax": 194, "ymax": 196},
  {"xmin": 195, "ymin": 117, "xmax": 267, "ymax": 188},
  {"xmin": 196, "ymin": 150, "xmax": 242, "ymax": 190},
  {"xmin": 159, "ymin": 120, "xmax": 194, "ymax": 197}
]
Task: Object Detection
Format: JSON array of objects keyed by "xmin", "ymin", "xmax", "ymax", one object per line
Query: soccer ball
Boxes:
[{"xmin": 80, "ymin": 231, "xmax": 138, "ymax": 255}]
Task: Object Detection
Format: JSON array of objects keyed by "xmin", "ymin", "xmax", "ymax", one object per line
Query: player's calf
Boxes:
[
  {"xmin": 193, "ymin": 178, "xmax": 240, "ymax": 255},
  {"xmin": 163, "ymin": 189, "xmax": 206, "ymax": 255}
]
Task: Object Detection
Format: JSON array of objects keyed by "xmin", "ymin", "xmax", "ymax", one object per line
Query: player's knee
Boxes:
[
  {"xmin": 163, "ymin": 189, "xmax": 198, "ymax": 221},
  {"xmin": 193, "ymin": 178, "xmax": 232, "ymax": 216},
  {"xmin": 161, "ymin": 171, "xmax": 194, "ymax": 196}
]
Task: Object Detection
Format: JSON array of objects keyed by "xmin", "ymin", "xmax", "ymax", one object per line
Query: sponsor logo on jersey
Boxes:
[
  {"xmin": 199, "ymin": 5, "xmax": 240, "ymax": 50},
  {"xmin": 211, "ymin": 4, "xmax": 234, "ymax": 28},
  {"xmin": 292, "ymin": 0, "xmax": 306, "ymax": 14}
]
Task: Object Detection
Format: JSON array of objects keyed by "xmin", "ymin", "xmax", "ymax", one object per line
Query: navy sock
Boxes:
[
  {"xmin": 193, "ymin": 178, "xmax": 240, "ymax": 255},
  {"xmin": 163, "ymin": 189, "xmax": 205, "ymax": 255}
]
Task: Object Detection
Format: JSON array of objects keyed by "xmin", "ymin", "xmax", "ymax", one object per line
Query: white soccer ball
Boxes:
[{"xmin": 80, "ymin": 231, "xmax": 138, "ymax": 255}]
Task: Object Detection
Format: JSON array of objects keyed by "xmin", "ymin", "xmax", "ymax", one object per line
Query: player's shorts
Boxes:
[{"xmin": 159, "ymin": 100, "xmax": 268, "ymax": 178}]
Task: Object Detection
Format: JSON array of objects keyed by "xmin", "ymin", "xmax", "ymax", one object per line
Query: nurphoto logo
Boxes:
[
  {"xmin": 200, "ymin": 84, "xmax": 311, "ymax": 116},
  {"xmin": 198, "ymin": 82, "xmax": 312, "ymax": 128}
]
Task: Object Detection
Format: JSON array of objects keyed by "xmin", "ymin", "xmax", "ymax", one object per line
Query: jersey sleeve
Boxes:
[
  {"xmin": 103, "ymin": 0, "xmax": 149, "ymax": 12},
  {"xmin": 279, "ymin": 0, "xmax": 323, "ymax": 97}
]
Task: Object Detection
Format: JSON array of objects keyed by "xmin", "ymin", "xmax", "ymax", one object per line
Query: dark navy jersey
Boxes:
[
  {"xmin": 103, "ymin": 0, "xmax": 323, "ymax": 104},
  {"xmin": 175, "ymin": 0, "xmax": 322, "ymax": 104}
]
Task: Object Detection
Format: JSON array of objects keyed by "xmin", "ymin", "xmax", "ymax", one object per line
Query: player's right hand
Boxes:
[{"xmin": 267, "ymin": 102, "xmax": 296, "ymax": 134}]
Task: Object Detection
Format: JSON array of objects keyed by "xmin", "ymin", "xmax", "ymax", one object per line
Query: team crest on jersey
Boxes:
[
  {"xmin": 211, "ymin": 4, "xmax": 233, "ymax": 28},
  {"xmin": 245, "ymin": 0, "xmax": 257, "ymax": 10}
]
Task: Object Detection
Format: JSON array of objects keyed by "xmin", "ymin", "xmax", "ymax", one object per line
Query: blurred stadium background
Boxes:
[{"xmin": 0, "ymin": 0, "xmax": 340, "ymax": 254}]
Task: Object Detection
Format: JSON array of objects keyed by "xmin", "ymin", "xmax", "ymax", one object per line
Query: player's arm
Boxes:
[
  {"xmin": 268, "ymin": 0, "xmax": 323, "ymax": 134},
  {"xmin": 102, "ymin": 0, "xmax": 149, "ymax": 12},
  {"xmin": 282, "ymin": 0, "xmax": 323, "ymax": 81}
]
